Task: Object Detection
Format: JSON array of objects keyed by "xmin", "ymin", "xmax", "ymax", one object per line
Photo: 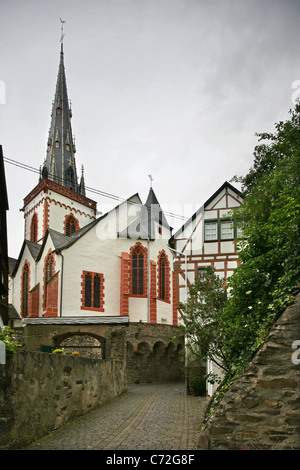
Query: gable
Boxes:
[
  {"xmin": 11, "ymin": 240, "xmax": 41, "ymax": 278},
  {"xmin": 170, "ymin": 182, "xmax": 243, "ymax": 252},
  {"xmin": 204, "ymin": 184, "xmax": 243, "ymax": 211}
]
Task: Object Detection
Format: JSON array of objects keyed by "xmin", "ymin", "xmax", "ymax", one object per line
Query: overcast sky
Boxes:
[{"xmin": 1, "ymin": 0, "xmax": 300, "ymax": 259}]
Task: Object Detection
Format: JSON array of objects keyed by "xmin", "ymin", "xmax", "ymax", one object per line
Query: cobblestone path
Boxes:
[{"xmin": 25, "ymin": 383, "xmax": 207, "ymax": 450}]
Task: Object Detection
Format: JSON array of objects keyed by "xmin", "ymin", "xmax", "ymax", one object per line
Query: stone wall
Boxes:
[
  {"xmin": 18, "ymin": 321, "xmax": 185, "ymax": 384},
  {"xmin": 0, "ymin": 351, "xmax": 126, "ymax": 449},
  {"xmin": 125, "ymin": 322, "xmax": 185, "ymax": 383},
  {"xmin": 198, "ymin": 294, "xmax": 300, "ymax": 450}
]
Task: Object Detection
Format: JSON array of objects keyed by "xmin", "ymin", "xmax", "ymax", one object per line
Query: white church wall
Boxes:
[
  {"xmin": 56, "ymin": 213, "xmax": 175, "ymax": 324},
  {"xmin": 47, "ymin": 190, "xmax": 95, "ymax": 233},
  {"xmin": 60, "ymin": 226, "xmax": 120, "ymax": 317},
  {"xmin": 24, "ymin": 192, "xmax": 45, "ymax": 241},
  {"xmin": 11, "ymin": 244, "xmax": 36, "ymax": 315}
]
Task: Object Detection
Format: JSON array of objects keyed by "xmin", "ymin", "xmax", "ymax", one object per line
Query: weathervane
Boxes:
[
  {"xmin": 60, "ymin": 17, "xmax": 66, "ymax": 44},
  {"xmin": 148, "ymin": 174, "xmax": 153, "ymax": 188}
]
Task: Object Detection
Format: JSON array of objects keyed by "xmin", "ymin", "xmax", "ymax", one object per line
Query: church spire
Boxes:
[{"xmin": 41, "ymin": 24, "xmax": 84, "ymax": 195}]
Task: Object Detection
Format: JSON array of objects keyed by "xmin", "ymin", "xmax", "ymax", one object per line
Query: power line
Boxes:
[{"xmin": 3, "ymin": 156, "xmax": 188, "ymax": 222}]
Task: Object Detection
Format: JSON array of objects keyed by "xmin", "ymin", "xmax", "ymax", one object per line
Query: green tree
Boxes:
[
  {"xmin": 180, "ymin": 266, "xmax": 229, "ymax": 383},
  {"xmin": 228, "ymin": 103, "xmax": 300, "ymax": 368},
  {"xmin": 181, "ymin": 104, "xmax": 300, "ymax": 409}
]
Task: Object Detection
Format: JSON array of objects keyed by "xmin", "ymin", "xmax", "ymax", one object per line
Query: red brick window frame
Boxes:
[
  {"xmin": 81, "ymin": 271, "xmax": 105, "ymax": 312},
  {"xmin": 30, "ymin": 213, "xmax": 38, "ymax": 242},
  {"xmin": 129, "ymin": 242, "xmax": 147, "ymax": 297},
  {"xmin": 21, "ymin": 261, "xmax": 30, "ymax": 317},
  {"xmin": 157, "ymin": 250, "xmax": 171, "ymax": 303},
  {"xmin": 64, "ymin": 214, "xmax": 80, "ymax": 236}
]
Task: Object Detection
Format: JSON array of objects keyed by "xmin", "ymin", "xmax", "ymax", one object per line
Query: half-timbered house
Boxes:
[{"xmin": 170, "ymin": 181, "xmax": 244, "ymax": 394}]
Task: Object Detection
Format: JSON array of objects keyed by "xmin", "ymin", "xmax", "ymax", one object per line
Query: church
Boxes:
[
  {"xmin": 10, "ymin": 39, "xmax": 177, "ymax": 327},
  {"xmin": 8, "ymin": 37, "xmax": 242, "ymax": 388}
]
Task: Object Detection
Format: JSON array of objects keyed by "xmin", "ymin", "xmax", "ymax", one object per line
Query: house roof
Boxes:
[{"xmin": 169, "ymin": 181, "xmax": 243, "ymax": 243}]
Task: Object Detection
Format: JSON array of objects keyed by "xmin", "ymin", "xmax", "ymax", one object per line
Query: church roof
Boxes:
[
  {"xmin": 37, "ymin": 193, "xmax": 143, "ymax": 256},
  {"xmin": 11, "ymin": 240, "xmax": 42, "ymax": 277},
  {"xmin": 40, "ymin": 42, "xmax": 85, "ymax": 196},
  {"xmin": 118, "ymin": 187, "xmax": 171, "ymax": 240},
  {"xmin": 145, "ymin": 187, "xmax": 170, "ymax": 229}
]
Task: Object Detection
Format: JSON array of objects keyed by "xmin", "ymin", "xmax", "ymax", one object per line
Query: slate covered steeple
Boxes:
[
  {"xmin": 118, "ymin": 187, "xmax": 172, "ymax": 240},
  {"xmin": 41, "ymin": 42, "xmax": 85, "ymax": 195}
]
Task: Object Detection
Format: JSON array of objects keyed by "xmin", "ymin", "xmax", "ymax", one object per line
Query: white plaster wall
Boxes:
[
  {"xmin": 47, "ymin": 192, "xmax": 95, "ymax": 234},
  {"xmin": 204, "ymin": 209, "xmax": 218, "ymax": 219},
  {"xmin": 11, "ymin": 245, "xmax": 36, "ymax": 315},
  {"xmin": 24, "ymin": 192, "xmax": 45, "ymax": 241},
  {"xmin": 204, "ymin": 242, "xmax": 218, "ymax": 255},
  {"xmin": 58, "ymin": 216, "xmax": 175, "ymax": 324},
  {"xmin": 207, "ymin": 359, "xmax": 225, "ymax": 396}
]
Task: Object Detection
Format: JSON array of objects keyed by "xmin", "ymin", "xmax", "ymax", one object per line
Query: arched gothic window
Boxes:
[
  {"xmin": 158, "ymin": 251, "xmax": 170, "ymax": 302},
  {"xmin": 44, "ymin": 253, "xmax": 54, "ymax": 309},
  {"xmin": 131, "ymin": 244, "xmax": 146, "ymax": 296},
  {"xmin": 30, "ymin": 213, "xmax": 38, "ymax": 242},
  {"xmin": 64, "ymin": 214, "xmax": 79, "ymax": 236},
  {"xmin": 21, "ymin": 263, "xmax": 30, "ymax": 317}
]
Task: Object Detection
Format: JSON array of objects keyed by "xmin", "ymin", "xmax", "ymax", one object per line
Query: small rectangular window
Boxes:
[
  {"xmin": 204, "ymin": 221, "xmax": 218, "ymax": 241},
  {"xmin": 197, "ymin": 267, "xmax": 206, "ymax": 280},
  {"xmin": 236, "ymin": 223, "xmax": 243, "ymax": 238},
  {"xmin": 220, "ymin": 220, "xmax": 234, "ymax": 240},
  {"xmin": 81, "ymin": 271, "xmax": 104, "ymax": 312}
]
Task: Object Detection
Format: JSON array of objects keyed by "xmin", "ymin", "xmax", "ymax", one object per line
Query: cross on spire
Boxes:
[{"xmin": 60, "ymin": 18, "xmax": 66, "ymax": 46}]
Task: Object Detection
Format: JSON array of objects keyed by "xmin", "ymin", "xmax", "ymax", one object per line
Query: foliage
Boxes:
[
  {"xmin": 181, "ymin": 103, "xmax": 300, "ymax": 415},
  {"xmin": 52, "ymin": 348, "xmax": 65, "ymax": 354},
  {"xmin": 179, "ymin": 266, "xmax": 229, "ymax": 382},
  {"xmin": 227, "ymin": 103, "xmax": 300, "ymax": 369},
  {"xmin": 186, "ymin": 361, "xmax": 207, "ymax": 396},
  {"xmin": 0, "ymin": 326, "xmax": 22, "ymax": 354}
]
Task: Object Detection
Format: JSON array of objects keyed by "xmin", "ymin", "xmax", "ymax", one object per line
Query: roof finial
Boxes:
[
  {"xmin": 60, "ymin": 17, "xmax": 66, "ymax": 50},
  {"xmin": 148, "ymin": 174, "xmax": 153, "ymax": 188}
]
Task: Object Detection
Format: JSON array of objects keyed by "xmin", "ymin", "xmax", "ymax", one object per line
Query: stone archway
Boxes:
[{"xmin": 55, "ymin": 332, "xmax": 105, "ymax": 359}]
